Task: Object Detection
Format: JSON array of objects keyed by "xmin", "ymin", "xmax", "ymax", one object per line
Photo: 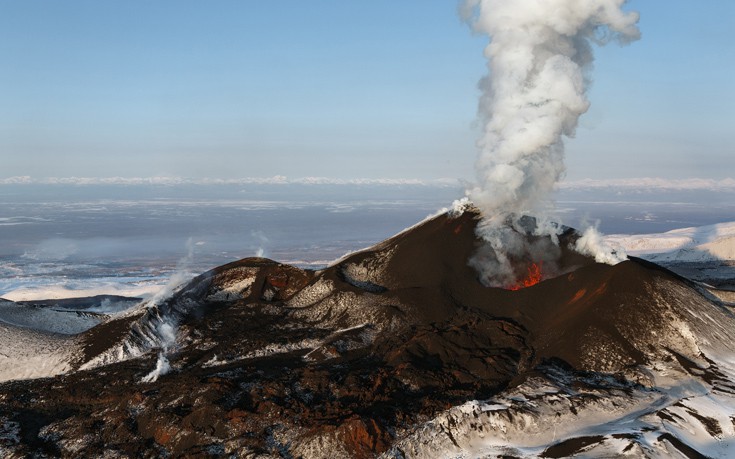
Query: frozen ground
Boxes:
[
  {"xmin": 606, "ymin": 221, "xmax": 735, "ymax": 262},
  {"xmin": 0, "ymin": 183, "xmax": 462, "ymax": 300},
  {"xmin": 606, "ymin": 221, "xmax": 735, "ymax": 290},
  {"xmin": 2, "ymin": 183, "xmax": 735, "ymax": 301}
]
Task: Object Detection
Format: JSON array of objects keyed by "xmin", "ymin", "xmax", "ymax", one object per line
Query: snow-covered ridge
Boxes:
[
  {"xmin": 2, "ymin": 284, "xmax": 161, "ymax": 302},
  {"xmin": 383, "ymin": 363, "xmax": 735, "ymax": 459},
  {"xmin": 606, "ymin": 221, "xmax": 735, "ymax": 263}
]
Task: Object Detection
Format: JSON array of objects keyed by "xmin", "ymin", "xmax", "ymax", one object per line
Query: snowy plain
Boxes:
[
  {"xmin": 1, "ymin": 182, "xmax": 734, "ymax": 300},
  {"xmin": 606, "ymin": 221, "xmax": 735, "ymax": 263}
]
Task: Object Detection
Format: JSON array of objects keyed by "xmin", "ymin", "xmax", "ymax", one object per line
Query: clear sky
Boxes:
[{"xmin": 1, "ymin": 0, "xmax": 733, "ymax": 182}]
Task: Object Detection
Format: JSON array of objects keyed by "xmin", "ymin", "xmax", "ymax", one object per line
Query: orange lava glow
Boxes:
[{"xmin": 508, "ymin": 262, "xmax": 543, "ymax": 290}]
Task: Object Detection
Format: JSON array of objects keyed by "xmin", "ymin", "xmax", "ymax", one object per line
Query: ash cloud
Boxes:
[{"xmin": 461, "ymin": 0, "xmax": 639, "ymax": 286}]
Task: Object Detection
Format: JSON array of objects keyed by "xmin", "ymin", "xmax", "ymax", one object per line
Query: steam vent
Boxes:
[{"xmin": 1, "ymin": 208, "xmax": 734, "ymax": 457}]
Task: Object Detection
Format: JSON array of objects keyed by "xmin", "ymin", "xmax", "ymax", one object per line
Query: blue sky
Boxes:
[{"xmin": 1, "ymin": 0, "xmax": 732, "ymax": 182}]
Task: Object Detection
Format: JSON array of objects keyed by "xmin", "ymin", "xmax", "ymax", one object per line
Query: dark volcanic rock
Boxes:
[{"xmin": 1, "ymin": 209, "xmax": 734, "ymax": 458}]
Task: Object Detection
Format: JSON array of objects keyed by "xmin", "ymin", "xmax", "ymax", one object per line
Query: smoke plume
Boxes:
[
  {"xmin": 140, "ymin": 239, "xmax": 197, "ymax": 383},
  {"xmin": 461, "ymin": 0, "xmax": 639, "ymax": 286}
]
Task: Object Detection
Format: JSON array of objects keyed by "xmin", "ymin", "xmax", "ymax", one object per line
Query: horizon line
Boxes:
[{"xmin": 1, "ymin": 175, "xmax": 735, "ymax": 190}]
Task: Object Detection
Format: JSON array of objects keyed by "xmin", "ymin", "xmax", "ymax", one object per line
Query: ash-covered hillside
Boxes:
[{"xmin": 1, "ymin": 208, "xmax": 734, "ymax": 458}]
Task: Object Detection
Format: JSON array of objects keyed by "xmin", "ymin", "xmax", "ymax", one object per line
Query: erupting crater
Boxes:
[
  {"xmin": 507, "ymin": 261, "xmax": 544, "ymax": 290},
  {"xmin": 1, "ymin": 208, "xmax": 734, "ymax": 458}
]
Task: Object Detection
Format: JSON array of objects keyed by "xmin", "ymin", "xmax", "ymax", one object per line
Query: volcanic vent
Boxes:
[
  {"xmin": 467, "ymin": 213, "xmax": 600, "ymax": 291},
  {"xmin": 507, "ymin": 261, "xmax": 542, "ymax": 290},
  {"xmin": 1, "ymin": 207, "xmax": 734, "ymax": 458}
]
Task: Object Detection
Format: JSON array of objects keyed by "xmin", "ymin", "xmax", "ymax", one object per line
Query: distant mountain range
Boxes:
[
  {"xmin": 608, "ymin": 221, "xmax": 735, "ymax": 263},
  {"xmin": 607, "ymin": 221, "xmax": 735, "ymax": 292}
]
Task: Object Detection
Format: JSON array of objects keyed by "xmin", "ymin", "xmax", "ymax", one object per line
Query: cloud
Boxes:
[
  {"xmin": 559, "ymin": 178, "xmax": 735, "ymax": 191},
  {"xmin": 0, "ymin": 176, "xmax": 461, "ymax": 187}
]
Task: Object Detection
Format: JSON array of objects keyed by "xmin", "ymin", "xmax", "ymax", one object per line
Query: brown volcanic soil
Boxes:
[{"xmin": 0, "ymin": 210, "xmax": 721, "ymax": 457}]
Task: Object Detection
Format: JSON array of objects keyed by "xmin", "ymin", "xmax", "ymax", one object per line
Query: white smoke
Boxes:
[
  {"xmin": 139, "ymin": 313, "xmax": 178, "ymax": 383},
  {"xmin": 140, "ymin": 240, "xmax": 197, "ymax": 383},
  {"xmin": 141, "ymin": 353, "xmax": 171, "ymax": 383},
  {"xmin": 575, "ymin": 225, "xmax": 627, "ymax": 264},
  {"xmin": 448, "ymin": 197, "xmax": 473, "ymax": 217},
  {"xmin": 469, "ymin": 216, "xmax": 563, "ymax": 287},
  {"xmin": 251, "ymin": 230, "xmax": 269, "ymax": 258},
  {"xmin": 147, "ymin": 237, "xmax": 197, "ymax": 306},
  {"xmin": 461, "ymin": 0, "xmax": 639, "ymax": 286},
  {"xmin": 141, "ymin": 321, "xmax": 176, "ymax": 383}
]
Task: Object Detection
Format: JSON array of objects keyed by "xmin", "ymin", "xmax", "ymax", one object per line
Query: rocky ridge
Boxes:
[{"xmin": 0, "ymin": 209, "xmax": 734, "ymax": 457}]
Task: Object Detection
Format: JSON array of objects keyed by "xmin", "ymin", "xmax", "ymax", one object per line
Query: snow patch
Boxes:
[
  {"xmin": 383, "ymin": 363, "xmax": 735, "ymax": 459},
  {"xmin": 0, "ymin": 301, "xmax": 102, "ymax": 335},
  {"xmin": 0, "ymin": 321, "xmax": 77, "ymax": 382},
  {"xmin": 1, "ymin": 283, "xmax": 160, "ymax": 302},
  {"xmin": 205, "ymin": 273, "xmax": 256, "ymax": 302},
  {"xmin": 606, "ymin": 221, "xmax": 735, "ymax": 263},
  {"xmin": 287, "ymin": 278, "xmax": 335, "ymax": 308}
]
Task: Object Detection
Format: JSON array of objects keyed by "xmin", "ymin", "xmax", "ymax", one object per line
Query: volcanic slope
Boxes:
[{"xmin": 1, "ymin": 209, "xmax": 734, "ymax": 458}]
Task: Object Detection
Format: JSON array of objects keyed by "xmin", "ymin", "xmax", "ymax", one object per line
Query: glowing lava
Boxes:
[{"xmin": 508, "ymin": 262, "xmax": 543, "ymax": 291}]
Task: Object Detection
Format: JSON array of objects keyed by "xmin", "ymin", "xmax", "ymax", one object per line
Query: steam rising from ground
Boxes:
[
  {"xmin": 575, "ymin": 224, "xmax": 627, "ymax": 264},
  {"xmin": 461, "ymin": 0, "xmax": 638, "ymax": 286},
  {"xmin": 141, "ymin": 321, "xmax": 175, "ymax": 383},
  {"xmin": 141, "ymin": 239, "xmax": 197, "ymax": 382}
]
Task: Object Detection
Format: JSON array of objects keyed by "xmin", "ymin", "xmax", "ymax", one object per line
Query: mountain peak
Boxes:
[{"xmin": 1, "ymin": 210, "xmax": 734, "ymax": 457}]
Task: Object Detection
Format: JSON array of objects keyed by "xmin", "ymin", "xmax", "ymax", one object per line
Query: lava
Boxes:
[{"xmin": 508, "ymin": 262, "xmax": 543, "ymax": 290}]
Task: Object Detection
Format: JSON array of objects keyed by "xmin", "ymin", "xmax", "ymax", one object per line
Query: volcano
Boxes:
[{"xmin": 1, "ymin": 208, "xmax": 734, "ymax": 458}]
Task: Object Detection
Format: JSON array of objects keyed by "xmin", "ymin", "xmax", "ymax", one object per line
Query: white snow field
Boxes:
[{"xmin": 606, "ymin": 221, "xmax": 735, "ymax": 263}]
